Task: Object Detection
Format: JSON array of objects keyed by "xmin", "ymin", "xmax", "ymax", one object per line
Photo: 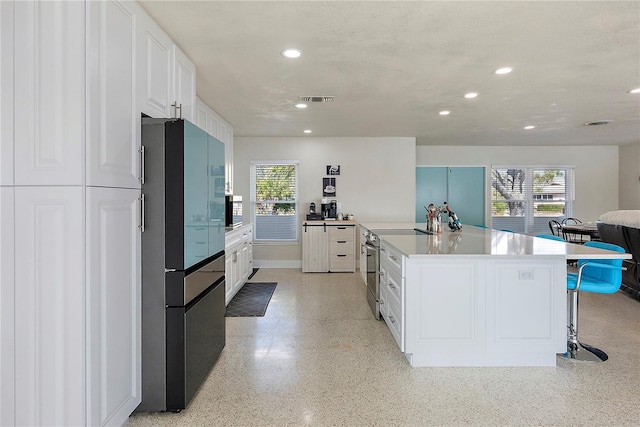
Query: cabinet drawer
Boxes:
[
  {"xmin": 380, "ymin": 242, "xmax": 403, "ymax": 277},
  {"xmin": 385, "ymin": 295, "xmax": 403, "ymax": 351},
  {"xmin": 329, "ymin": 254, "xmax": 355, "ymax": 272},
  {"xmin": 385, "ymin": 267, "xmax": 403, "ymax": 303},
  {"xmin": 329, "ymin": 226, "xmax": 354, "ymax": 242},
  {"xmin": 329, "ymin": 240, "xmax": 354, "ymax": 255}
]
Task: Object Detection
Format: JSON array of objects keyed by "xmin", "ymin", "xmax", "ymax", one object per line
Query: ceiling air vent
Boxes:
[
  {"xmin": 584, "ymin": 120, "xmax": 613, "ymax": 126},
  {"xmin": 299, "ymin": 96, "xmax": 334, "ymax": 103}
]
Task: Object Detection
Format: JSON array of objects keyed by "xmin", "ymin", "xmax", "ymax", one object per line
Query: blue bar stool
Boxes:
[
  {"xmin": 536, "ymin": 234, "xmax": 565, "ymax": 242},
  {"xmin": 562, "ymin": 241, "xmax": 626, "ymax": 362}
]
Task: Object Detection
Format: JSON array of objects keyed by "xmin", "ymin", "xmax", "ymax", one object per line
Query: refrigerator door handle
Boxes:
[
  {"xmin": 139, "ymin": 193, "xmax": 145, "ymax": 232},
  {"xmin": 139, "ymin": 145, "xmax": 145, "ymax": 184}
]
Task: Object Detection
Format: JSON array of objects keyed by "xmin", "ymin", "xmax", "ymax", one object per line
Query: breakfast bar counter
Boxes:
[{"xmin": 359, "ymin": 223, "xmax": 631, "ymax": 367}]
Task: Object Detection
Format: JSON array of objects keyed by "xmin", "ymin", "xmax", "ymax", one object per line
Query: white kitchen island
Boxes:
[{"xmin": 360, "ymin": 223, "xmax": 631, "ymax": 367}]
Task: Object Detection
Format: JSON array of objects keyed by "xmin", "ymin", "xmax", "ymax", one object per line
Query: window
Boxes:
[
  {"xmin": 491, "ymin": 166, "xmax": 574, "ymax": 234},
  {"xmin": 250, "ymin": 161, "xmax": 298, "ymax": 241}
]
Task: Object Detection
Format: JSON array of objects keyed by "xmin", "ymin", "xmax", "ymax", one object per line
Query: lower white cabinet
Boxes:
[
  {"xmin": 13, "ymin": 187, "xmax": 85, "ymax": 426},
  {"xmin": 302, "ymin": 221, "xmax": 356, "ymax": 273},
  {"xmin": 380, "ymin": 241, "xmax": 405, "ymax": 351},
  {"xmin": 225, "ymin": 224, "xmax": 253, "ymax": 304},
  {"xmin": 86, "ymin": 187, "xmax": 141, "ymax": 426}
]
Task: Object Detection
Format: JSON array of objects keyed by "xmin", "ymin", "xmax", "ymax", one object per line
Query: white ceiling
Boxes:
[{"xmin": 139, "ymin": 1, "xmax": 640, "ymax": 146}]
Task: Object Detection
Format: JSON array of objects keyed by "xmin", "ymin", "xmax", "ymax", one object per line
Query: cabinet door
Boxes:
[
  {"xmin": 86, "ymin": 187, "xmax": 141, "ymax": 427},
  {"xmin": 0, "ymin": 188, "xmax": 15, "ymax": 426},
  {"xmin": 14, "ymin": 1, "xmax": 84, "ymax": 186},
  {"xmin": 86, "ymin": 0, "xmax": 141, "ymax": 189},
  {"xmin": 302, "ymin": 225, "xmax": 328, "ymax": 272},
  {"xmin": 225, "ymin": 254, "xmax": 234, "ymax": 305},
  {"xmin": 0, "ymin": 1, "xmax": 14, "ymax": 186},
  {"xmin": 224, "ymin": 124, "xmax": 234, "ymax": 195},
  {"xmin": 172, "ymin": 45, "xmax": 196, "ymax": 121},
  {"xmin": 14, "ymin": 187, "xmax": 85, "ymax": 426},
  {"xmin": 137, "ymin": 10, "xmax": 172, "ymax": 118},
  {"xmin": 195, "ymin": 98, "xmax": 209, "ymax": 130}
]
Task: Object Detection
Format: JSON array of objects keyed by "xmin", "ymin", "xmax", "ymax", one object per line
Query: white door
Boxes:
[
  {"xmin": 14, "ymin": 186, "xmax": 85, "ymax": 426},
  {"xmin": 172, "ymin": 45, "xmax": 196, "ymax": 121},
  {"xmin": 0, "ymin": 187, "xmax": 15, "ymax": 426},
  {"xmin": 137, "ymin": 10, "xmax": 172, "ymax": 119},
  {"xmin": 86, "ymin": 187, "xmax": 141, "ymax": 426},
  {"xmin": 13, "ymin": 1, "xmax": 84, "ymax": 186},
  {"xmin": 86, "ymin": 0, "xmax": 141, "ymax": 189},
  {"xmin": 0, "ymin": 1, "xmax": 14, "ymax": 186}
]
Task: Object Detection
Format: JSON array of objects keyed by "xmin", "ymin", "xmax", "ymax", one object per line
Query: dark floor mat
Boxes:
[{"xmin": 225, "ymin": 282, "xmax": 277, "ymax": 317}]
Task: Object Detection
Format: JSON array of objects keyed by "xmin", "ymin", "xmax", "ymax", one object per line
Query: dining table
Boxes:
[{"xmin": 561, "ymin": 222, "xmax": 600, "ymax": 241}]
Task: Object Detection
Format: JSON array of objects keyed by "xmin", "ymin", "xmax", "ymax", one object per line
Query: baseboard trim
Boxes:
[{"xmin": 253, "ymin": 260, "xmax": 302, "ymax": 269}]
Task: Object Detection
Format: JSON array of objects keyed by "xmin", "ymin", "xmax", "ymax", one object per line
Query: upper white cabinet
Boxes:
[
  {"xmin": 172, "ymin": 45, "xmax": 196, "ymax": 121},
  {"xmin": 86, "ymin": 0, "xmax": 141, "ymax": 189},
  {"xmin": 0, "ymin": 1, "xmax": 14, "ymax": 186},
  {"xmin": 13, "ymin": 1, "xmax": 85, "ymax": 186},
  {"xmin": 137, "ymin": 10, "xmax": 172, "ymax": 119}
]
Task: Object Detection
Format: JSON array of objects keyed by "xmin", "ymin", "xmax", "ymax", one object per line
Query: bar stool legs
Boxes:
[{"xmin": 561, "ymin": 289, "xmax": 608, "ymax": 362}]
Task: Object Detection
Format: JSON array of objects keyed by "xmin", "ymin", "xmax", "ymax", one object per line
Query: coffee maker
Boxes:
[
  {"xmin": 306, "ymin": 202, "xmax": 323, "ymax": 220},
  {"xmin": 321, "ymin": 199, "xmax": 338, "ymax": 219}
]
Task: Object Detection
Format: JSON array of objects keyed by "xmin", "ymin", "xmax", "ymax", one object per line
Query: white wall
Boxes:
[
  {"xmin": 619, "ymin": 141, "xmax": 640, "ymax": 209},
  {"xmin": 234, "ymin": 137, "xmax": 416, "ymax": 266},
  {"xmin": 416, "ymin": 145, "xmax": 619, "ymax": 222}
]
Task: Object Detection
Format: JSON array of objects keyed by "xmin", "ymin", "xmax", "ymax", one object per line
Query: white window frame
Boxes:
[
  {"xmin": 250, "ymin": 160, "xmax": 299, "ymax": 243},
  {"xmin": 491, "ymin": 165, "xmax": 575, "ymax": 234}
]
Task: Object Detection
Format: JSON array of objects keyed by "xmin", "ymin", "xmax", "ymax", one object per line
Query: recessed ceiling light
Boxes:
[
  {"xmin": 524, "ymin": 125, "xmax": 536, "ymax": 130},
  {"xmin": 303, "ymin": 129, "xmax": 312, "ymax": 134},
  {"xmin": 439, "ymin": 111, "xmax": 450, "ymax": 116},
  {"xmin": 494, "ymin": 67, "xmax": 513, "ymax": 75},
  {"xmin": 295, "ymin": 103, "xmax": 307, "ymax": 109},
  {"xmin": 464, "ymin": 92, "xmax": 478, "ymax": 99},
  {"xmin": 282, "ymin": 49, "xmax": 302, "ymax": 58},
  {"xmin": 629, "ymin": 88, "xmax": 640, "ymax": 94}
]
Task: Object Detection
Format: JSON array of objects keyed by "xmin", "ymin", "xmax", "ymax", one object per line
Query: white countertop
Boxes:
[{"xmin": 360, "ymin": 223, "xmax": 631, "ymax": 260}]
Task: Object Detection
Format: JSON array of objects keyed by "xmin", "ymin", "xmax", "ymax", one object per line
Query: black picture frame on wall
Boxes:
[
  {"xmin": 326, "ymin": 165, "xmax": 340, "ymax": 175},
  {"xmin": 323, "ymin": 177, "xmax": 336, "ymax": 197}
]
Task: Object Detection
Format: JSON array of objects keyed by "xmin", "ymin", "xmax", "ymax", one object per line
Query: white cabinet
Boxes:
[
  {"xmin": 0, "ymin": 0, "xmax": 14, "ymax": 186},
  {"xmin": 137, "ymin": 11, "xmax": 173, "ymax": 118},
  {"xmin": 13, "ymin": 1, "xmax": 84, "ymax": 186},
  {"xmin": 86, "ymin": 187, "xmax": 141, "ymax": 427},
  {"xmin": 329, "ymin": 225, "xmax": 356, "ymax": 272},
  {"xmin": 380, "ymin": 241, "xmax": 405, "ymax": 351},
  {"xmin": 87, "ymin": 0, "xmax": 141, "ymax": 189},
  {"xmin": 225, "ymin": 224, "xmax": 253, "ymax": 304},
  {"xmin": 403, "ymin": 257, "xmax": 566, "ymax": 366},
  {"xmin": 302, "ymin": 222, "xmax": 356, "ymax": 272},
  {"xmin": 172, "ymin": 45, "xmax": 196, "ymax": 121},
  {"xmin": 14, "ymin": 187, "xmax": 85, "ymax": 426},
  {"xmin": 302, "ymin": 223, "xmax": 329, "ymax": 272},
  {"xmin": 137, "ymin": 15, "xmax": 196, "ymax": 122},
  {"xmin": 0, "ymin": 188, "xmax": 15, "ymax": 426},
  {"xmin": 223, "ymin": 123, "xmax": 234, "ymax": 195}
]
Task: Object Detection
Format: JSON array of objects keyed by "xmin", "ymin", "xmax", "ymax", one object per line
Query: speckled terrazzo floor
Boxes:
[{"xmin": 126, "ymin": 268, "xmax": 640, "ymax": 426}]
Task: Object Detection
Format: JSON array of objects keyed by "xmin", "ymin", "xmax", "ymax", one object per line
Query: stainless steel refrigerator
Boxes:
[{"xmin": 137, "ymin": 118, "xmax": 226, "ymax": 412}]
